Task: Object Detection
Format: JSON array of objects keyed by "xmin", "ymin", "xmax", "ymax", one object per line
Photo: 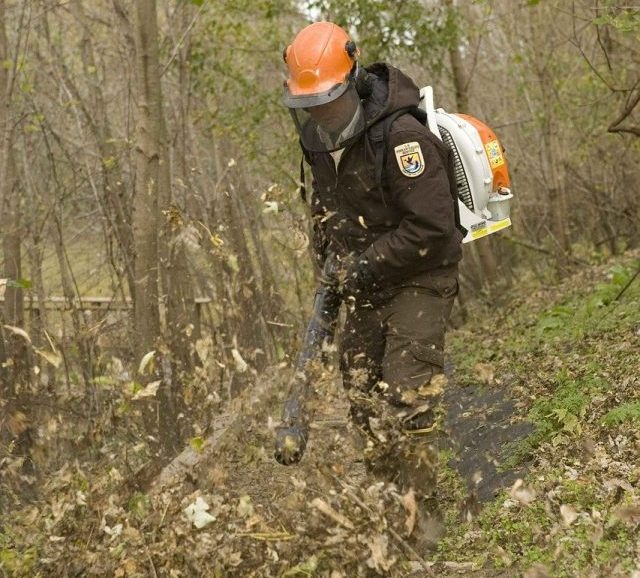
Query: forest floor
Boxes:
[{"xmin": 1, "ymin": 250, "xmax": 639, "ymax": 577}]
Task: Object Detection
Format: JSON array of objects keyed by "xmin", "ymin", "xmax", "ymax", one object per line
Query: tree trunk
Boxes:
[
  {"xmin": 0, "ymin": 0, "xmax": 35, "ymax": 488},
  {"xmin": 0, "ymin": 0, "xmax": 28, "ymax": 390},
  {"xmin": 132, "ymin": 0, "xmax": 184, "ymax": 454}
]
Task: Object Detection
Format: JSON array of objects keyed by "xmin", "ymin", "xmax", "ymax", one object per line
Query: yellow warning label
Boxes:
[
  {"xmin": 484, "ymin": 140, "xmax": 505, "ymax": 169},
  {"xmin": 469, "ymin": 218, "xmax": 511, "ymax": 240}
]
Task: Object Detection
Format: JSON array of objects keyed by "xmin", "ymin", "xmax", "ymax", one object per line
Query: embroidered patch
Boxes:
[{"xmin": 394, "ymin": 141, "xmax": 425, "ymax": 177}]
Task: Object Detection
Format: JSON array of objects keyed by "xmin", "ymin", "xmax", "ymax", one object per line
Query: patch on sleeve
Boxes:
[{"xmin": 394, "ymin": 141, "xmax": 425, "ymax": 178}]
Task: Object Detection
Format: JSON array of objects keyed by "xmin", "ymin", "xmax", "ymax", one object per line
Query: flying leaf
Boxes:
[
  {"xmin": 402, "ymin": 489, "xmax": 417, "ymax": 535},
  {"xmin": 132, "ymin": 380, "xmax": 161, "ymax": 400},
  {"xmin": 231, "ymin": 348, "xmax": 248, "ymax": 373},
  {"xmin": 510, "ymin": 479, "xmax": 536, "ymax": 506},
  {"xmin": 7, "ymin": 278, "xmax": 32, "ymax": 289},
  {"xmin": 474, "ymin": 362, "xmax": 494, "ymax": 385},
  {"xmin": 237, "ymin": 495, "xmax": 254, "ymax": 518},
  {"xmin": 366, "ymin": 534, "xmax": 395, "ymax": 572},
  {"xmin": 138, "ymin": 350, "xmax": 156, "ymax": 375},
  {"xmin": 263, "ymin": 201, "xmax": 279, "ymax": 214},
  {"xmin": 195, "ymin": 337, "xmax": 212, "ymax": 363},
  {"xmin": 35, "ymin": 348, "xmax": 62, "ymax": 368},
  {"xmin": 3, "ymin": 324, "xmax": 32, "ymax": 344},
  {"xmin": 560, "ymin": 504, "xmax": 579, "ymax": 526}
]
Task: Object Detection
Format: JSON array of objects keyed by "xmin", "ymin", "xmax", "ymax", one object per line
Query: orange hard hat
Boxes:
[{"xmin": 283, "ymin": 22, "xmax": 359, "ymax": 109}]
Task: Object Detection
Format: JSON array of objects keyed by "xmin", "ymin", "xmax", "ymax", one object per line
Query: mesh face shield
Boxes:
[{"xmin": 286, "ymin": 82, "xmax": 366, "ymax": 153}]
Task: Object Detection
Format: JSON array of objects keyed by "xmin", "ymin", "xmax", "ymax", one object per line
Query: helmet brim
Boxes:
[{"xmin": 282, "ymin": 80, "xmax": 350, "ymax": 109}]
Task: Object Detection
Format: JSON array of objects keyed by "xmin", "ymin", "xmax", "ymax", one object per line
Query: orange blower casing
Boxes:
[{"xmin": 457, "ymin": 113, "xmax": 511, "ymax": 192}]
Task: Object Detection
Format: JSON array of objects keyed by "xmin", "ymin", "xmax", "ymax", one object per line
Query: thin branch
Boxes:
[
  {"xmin": 608, "ymin": 80, "xmax": 640, "ymax": 135},
  {"xmin": 614, "ymin": 267, "xmax": 640, "ymax": 302},
  {"xmin": 161, "ymin": 2, "xmax": 205, "ymax": 77}
]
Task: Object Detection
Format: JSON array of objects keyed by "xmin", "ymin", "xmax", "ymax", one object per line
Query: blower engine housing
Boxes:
[{"xmin": 419, "ymin": 87, "xmax": 513, "ymax": 243}]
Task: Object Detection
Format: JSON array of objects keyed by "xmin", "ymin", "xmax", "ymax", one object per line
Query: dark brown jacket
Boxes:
[{"xmin": 308, "ymin": 63, "xmax": 463, "ymax": 286}]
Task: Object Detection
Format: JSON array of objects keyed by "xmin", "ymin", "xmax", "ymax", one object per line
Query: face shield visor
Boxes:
[{"xmin": 284, "ymin": 80, "xmax": 366, "ymax": 153}]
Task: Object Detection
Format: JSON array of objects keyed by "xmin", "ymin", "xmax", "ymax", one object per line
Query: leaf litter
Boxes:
[{"xmin": 1, "ymin": 252, "xmax": 639, "ymax": 577}]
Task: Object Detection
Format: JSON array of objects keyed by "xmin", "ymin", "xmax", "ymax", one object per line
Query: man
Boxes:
[{"xmin": 282, "ymin": 22, "xmax": 464, "ymax": 548}]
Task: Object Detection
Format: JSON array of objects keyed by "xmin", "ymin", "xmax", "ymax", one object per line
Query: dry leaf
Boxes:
[
  {"xmin": 183, "ymin": 496, "xmax": 216, "ymax": 529},
  {"xmin": 417, "ymin": 373, "xmax": 447, "ymax": 397},
  {"xmin": 560, "ymin": 504, "xmax": 579, "ymax": 526},
  {"xmin": 132, "ymin": 380, "xmax": 161, "ymax": 400},
  {"xmin": 138, "ymin": 350, "xmax": 156, "ymax": 375},
  {"xmin": 7, "ymin": 411, "xmax": 29, "ymax": 436},
  {"xmin": 195, "ymin": 337, "xmax": 212, "ymax": 363},
  {"xmin": 402, "ymin": 489, "xmax": 417, "ymax": 535},
  {"xmin": 231, "ymin": 348, "xmax": 248, "ymax": 373},
  {"xmin": 366, "ymin": 534, "xmax": 395, "ymax": 572},
  {"xmin": 3, "ymin": 324, "xmax": 32, "ymax": 344},
  {"xmin": 237, "ymin": 495, "xmax": 254, "ymax": 518},
  {"xmin": 510, "ymin": 479, "xmax": 537, "ymax": 506},
  {"xmin": 473, "ymin": 362, "xmax": 494, "ymax": 385},
  {"xmin": 35, "ymin": 348, "xmax": 62, "ymax": 368}
]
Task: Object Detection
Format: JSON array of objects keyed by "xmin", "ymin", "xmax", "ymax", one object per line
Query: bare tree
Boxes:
[{"xmin": 131, "ymin": 0, "xmax": 188, "ymax": 453}]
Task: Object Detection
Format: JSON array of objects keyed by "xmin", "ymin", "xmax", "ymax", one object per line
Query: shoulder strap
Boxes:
[
  {"xmin": 371, "ymin": 107, "xmax": 414, "ymax": 204},
  {"xmin": 371, "ymin": 106, "xmax": 466, "ymax": 236},
  {"xmin": 298, "ymin": 142, "xmax": 312, "ymax": 203}
]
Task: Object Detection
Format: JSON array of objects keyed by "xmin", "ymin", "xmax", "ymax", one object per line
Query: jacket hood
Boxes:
[{"xmin": 362, "ymin": 63, "xmax": 421, "ymax": 126}]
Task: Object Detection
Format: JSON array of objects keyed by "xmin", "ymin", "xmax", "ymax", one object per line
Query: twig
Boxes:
[
  {"xmin": 614, "ymin": 266, "xmax": 640, "ymax": 302},
  {"xmin": 235, "ymin": 531, "xmax": 295, "ymax": 541},
  {"xmin": 266, "ymin": 320, "xmax": 294, "ymax": 328},
  {"xmin": 161, "ymin": 3, "xmax": 205, "ymax": 76},
  {"xmin": 310, "ymin": 497, "xmax": 355, "ymax": 530},
  {"xmin": 146, "ymin": 549, "xmax": 159, "ymax": 578},
  {"xmin": 502, "ymin": 235, "xmax": 588, "ymax": 266}
]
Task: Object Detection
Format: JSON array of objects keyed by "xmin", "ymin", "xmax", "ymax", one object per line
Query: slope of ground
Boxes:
[{"xmin": 1, "ymin": 251, "xmax": 638, "ymax": 577}]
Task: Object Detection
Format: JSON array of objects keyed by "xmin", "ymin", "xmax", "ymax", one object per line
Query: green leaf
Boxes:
[
  {"xmin": 190, "ymin": 436, "xmax": 206, "ymax": 453},
  {"xmin": 7, "ymin": 278, "xmax": 32, "ymax": 289}
]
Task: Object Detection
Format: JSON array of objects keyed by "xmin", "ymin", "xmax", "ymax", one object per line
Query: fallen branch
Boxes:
[{"xmin": 145, "ymin": 367, "xmax": 287, "ymax": 494}]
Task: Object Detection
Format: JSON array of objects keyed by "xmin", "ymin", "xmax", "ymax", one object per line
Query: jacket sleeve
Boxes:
[{"xmin": 362, "ymin": 129, "xmax": 457, "ymax": 282}]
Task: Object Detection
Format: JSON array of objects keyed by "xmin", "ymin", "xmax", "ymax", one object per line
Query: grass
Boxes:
[{"xmin": 440, "ymin": 253, "xmax": 640, "ymax": 576}]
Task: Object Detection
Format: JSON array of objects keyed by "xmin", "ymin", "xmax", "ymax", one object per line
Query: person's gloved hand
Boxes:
[{"xmin": 342, "ymin": 253, "xmax": 376, "ymax": 298}]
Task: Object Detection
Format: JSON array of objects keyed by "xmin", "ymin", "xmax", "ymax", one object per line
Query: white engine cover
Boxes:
[{"xmin": 419, "ymin": 87, "xmax": 512, "ymax": 243}]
